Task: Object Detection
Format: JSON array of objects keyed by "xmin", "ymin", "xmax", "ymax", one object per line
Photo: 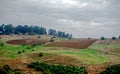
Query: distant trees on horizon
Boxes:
[
  {"xmin": 100, "ymin": 36, "xmax": 120, "ymax": 40},
  {"xmin": 0, "ymin": 24, "xmax": 72, "ymax": 38}
]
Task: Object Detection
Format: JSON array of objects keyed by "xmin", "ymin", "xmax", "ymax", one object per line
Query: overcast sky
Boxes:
[{"xmin": 0, "ymin": 0, "xmax": 120, "ymax": 38}]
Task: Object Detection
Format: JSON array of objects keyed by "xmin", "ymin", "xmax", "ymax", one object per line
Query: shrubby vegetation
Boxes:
[
  {"xmin": 119, "ymin": 36, "xmax": 120, "ymax": 39},
  {"xmin": 38, "ymin": 53, "xmax": 43, "ymax": 57},
  {"xmin": 0, "ymin": 64, "xmax": 22, "ymax": 74},
  {"xmin": 100, "ymin": 64, "xmax": 120, "ymax": 74},
  {"xmin": 112, "ymin": 37, "xmax": 116, "ymax": 40},
  {"xmin": 100, "ymin": 36, "xmax": 105, "ymax": 40},
  {"xmin": 50, "ymin": 37, "xmax": 55, "ymax": 42},
  {"xmin": 28, "ymin": 61, "xmax": 88, "ymax": 74},
  {"xmin": 0, "ymin": 43, "xmax": 4, "ymax": 46},
  {"xmin": 18, "ymin": 51, "xmax": 22, "ymax": 54}
]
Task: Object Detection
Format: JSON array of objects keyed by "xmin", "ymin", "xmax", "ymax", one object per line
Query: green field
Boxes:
[{"xmin": 0, "ymin": 41, "xmax": 109, "ymax": 65}]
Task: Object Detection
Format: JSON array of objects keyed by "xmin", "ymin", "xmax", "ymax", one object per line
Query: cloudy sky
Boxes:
[{"xmin": 0, "ymin": 0, "xmax": 120, "ymax": 38}]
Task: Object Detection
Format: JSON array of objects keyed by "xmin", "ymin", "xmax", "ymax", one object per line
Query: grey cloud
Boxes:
[{"xmin": 0, "ymin": 0, "xmax": 120, "ymax": 38}]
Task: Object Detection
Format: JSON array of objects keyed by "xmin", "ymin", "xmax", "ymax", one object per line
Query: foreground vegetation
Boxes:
[
  {"xmin": 100, "ymin": 64, "xmax": 120, "ymax": 74},
  {"xmin": 0, "ymin": 64, "xmax": 22, "ymax": 74},
  {"xmin": 28, "ymin": 61, "xmax": 87, "ymax": 74}
]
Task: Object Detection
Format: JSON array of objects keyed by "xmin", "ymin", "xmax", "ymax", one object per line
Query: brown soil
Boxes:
[
  {"xmin": 7, "ymin": 38, "xmax": 50, "ymax": 45},
  {"xmin": 45, "ymin": 39, "xmax": 97, "ymax": 49}
]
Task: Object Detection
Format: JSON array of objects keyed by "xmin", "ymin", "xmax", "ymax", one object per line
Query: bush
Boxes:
[
  {"xmin": 50, "ymin": 37, "xmax": 55, "ymax": 42},
  {"xmin": 38, "ymin": 36, "xmax": 41, "ymax": 38},
  {"xmin": 88, "ymin": 38, "xmax": 90, "ymax": 39},
  {"xmin": 39, "ymin": 53, "xmax": 43, "ymax": 57},
  {"xmin": 27, "ymin": 47, "xmax": 31, "ymax": 49},
  {"xmin": 43, "ymin": 69, "xmax": 52, "ymax": 74},
  {"xmin": 0, "ymin": 65, "xmax": 12, "ymax": 74},
  {"xmin": 32, "ymin": 49, "xmax": 35, "ymax": 51},
  {"xmin": 28, "ymin": 62, "xmax": 88, "ymax": 74},
  {"xmin": 100, "ymin": 36, "xmax": 105, "ymax": 40},
  {"xmin": 31, "ymin": 44, "xmax": 37, "ymax": 48},
  {"xmin": 0, "ymin": 43, "xmax": 4, "ymax": 46},
  {"xmin": 68, "ymin": 37, "xmax": 72, "ymax": 40},
  {"xmin": 22, "ymin": 44, "xmax": 26, "ymax": 46},
  {"xmin": 14, "ymin": 71, "xmax": 22, "ymax": 74},
  {"xmin": 22, "ymin": 50, "xmax": 25, "ymax": 53},
  {"xmin": 100, "ymin": 64, "xmax": 120, "ymax": 74},
  {"xmin": 112, "ymin": 37, "xmax": 116, "ymax": 40},
  {"xmin": 18, "ymin": 51, "xmax": 22, "ymax": 54},
  {"xmin": 37, "ymin": 43, "xmax": 42, "ymax": 45},
  {"xmin": 119, "ymin": 36, "xmax": 120, "ymax": 39},
  {"xmin": 0, "ymin": 64, "xmax": 22, "ymax": 74},
  {"xmin": 50, "ymin": 39, "xmax": 54, "ymax": 42}
]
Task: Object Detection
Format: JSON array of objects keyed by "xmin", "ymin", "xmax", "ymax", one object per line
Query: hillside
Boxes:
[{"xmin": 0, "ymin": 35, "xmax": 120, "ymax": 74}]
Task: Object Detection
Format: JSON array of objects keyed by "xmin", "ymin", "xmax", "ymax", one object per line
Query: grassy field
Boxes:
[
  {"xmin": 0, "ymin": 41, "xmax": 109, "ymax": 65},
  {"xmin": 38, "ymin": 48, "xmax": 109, "ymax": 64},
  {"xmin": 89, "ymin": 42, "xmax": 120, "ymax": 50}
]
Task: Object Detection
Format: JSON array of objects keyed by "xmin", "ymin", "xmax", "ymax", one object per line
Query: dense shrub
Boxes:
[
  {"xmin": 100, "ymin": 64, "xmax": 120, "ymax": 74},
  {"xmin": 28, "ymin": 62, "xmax": 88, "ymax": 74}
]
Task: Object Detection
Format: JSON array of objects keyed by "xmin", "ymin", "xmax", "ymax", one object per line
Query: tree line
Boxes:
[{"xmin": 0, "ymin": 24, "xmax": 72, "ymax": 38}]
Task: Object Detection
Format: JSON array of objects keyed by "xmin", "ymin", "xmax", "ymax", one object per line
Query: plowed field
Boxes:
[
  {"xmin": 7, "ymin": 38, "xmax": 50, "ymax": 45},
  {"xmin": 45, "ymin": 39, "xmax": 97, "ymax": 49}
]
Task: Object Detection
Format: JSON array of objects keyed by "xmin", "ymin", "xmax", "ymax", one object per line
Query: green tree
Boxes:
[
  {"xmin": 118, "ymin": 36, "xmax": 120, "ymax": 39},
  {"xmin": 112, "ymin": 37, "xmax": 116, "ymax": 40},
  {"xmin": 48, "ymin": 29, "xmax": 57, "ymax": 36},
  {"xmin": 4, "ymin": 24, "xmax": 14, "ymax": 34},
  {"xmin": 100, "ymin": 36, "xmax": 105, "ymax": 40}
]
